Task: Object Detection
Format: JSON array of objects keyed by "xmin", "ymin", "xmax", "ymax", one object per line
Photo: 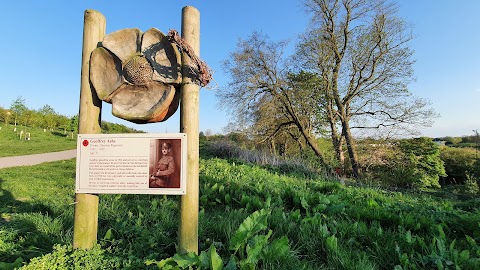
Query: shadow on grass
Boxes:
[{"xmin": 0, "ymin": 178, "xmax": 58, "ymax": 263}]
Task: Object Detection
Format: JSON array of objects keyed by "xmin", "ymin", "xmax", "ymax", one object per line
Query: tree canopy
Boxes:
[
  {"xmin": 1, "ymin": 96, "xmax": 143, "ymax": 134},
  {"xmin": 219, "ymin": 0, "xmax": 437, "ymax": 177}
]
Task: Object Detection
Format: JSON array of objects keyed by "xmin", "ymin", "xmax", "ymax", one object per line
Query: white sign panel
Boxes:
[{"xmin": 76, "ymin": 133, "xmax": 187, "ymax": 195}]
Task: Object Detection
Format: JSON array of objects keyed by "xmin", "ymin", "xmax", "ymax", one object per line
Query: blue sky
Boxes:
[{"xmin": 1, "ymin": 1, "xmax": 479, "ymax": 138}]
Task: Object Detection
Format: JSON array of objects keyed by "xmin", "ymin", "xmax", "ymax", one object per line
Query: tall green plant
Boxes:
[
  {"xmin": 9, "ymin": 96, "xmax": 27, "ymax": 127},
  {"xmin": 367, "ymin": 137, "xmax": 446, "ymax": 188},
  {"xmin": 398, "ymin": 137, "xmax": 446, "ymax": 188},
  {"xmin": 146, "ymin": 209, "xmax": 296, "ymax": 270},
  {"xmin": 440, "ymin": 146, "xmax": 477, "ymax": 184}
]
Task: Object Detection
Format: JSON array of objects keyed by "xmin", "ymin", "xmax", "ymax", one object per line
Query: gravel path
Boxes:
[{"xmin": 0, "ymin": 149, "xmax": 77, "ymax": 169}]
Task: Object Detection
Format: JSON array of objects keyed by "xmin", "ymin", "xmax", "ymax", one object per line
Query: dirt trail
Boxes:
[{"xmin": 0, "ymin": 149, "xmax": 77, "ymax": 169}]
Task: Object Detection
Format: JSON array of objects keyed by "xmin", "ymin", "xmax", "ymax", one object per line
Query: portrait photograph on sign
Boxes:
[
  {"xmin": 75, "ymin": 133, "xmax": 187, "ymax": 195},
  {"xmin": 149, "ymin": 139, "xmax": 182, "ymax": 189}
]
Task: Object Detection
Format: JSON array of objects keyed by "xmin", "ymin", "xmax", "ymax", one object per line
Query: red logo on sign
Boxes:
[{"xmin": 82, "ymin": 140, "xmax": 89, "ymax": 147}]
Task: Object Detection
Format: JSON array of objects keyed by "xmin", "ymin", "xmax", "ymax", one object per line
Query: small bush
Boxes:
[
  {"xmin": 363, "ymin": 138, "xmax": 446, "ymax": 188},
  {"xmin": 464, "ymin": 174, "xmax": 479, "ymax": 194},
  {"xmin": 20, "ymin": 244, "xmax": 143, "ymax": 270},
  {"xmin": 440, "ymin": 146, "xmax": 478, "ymax": 184}
]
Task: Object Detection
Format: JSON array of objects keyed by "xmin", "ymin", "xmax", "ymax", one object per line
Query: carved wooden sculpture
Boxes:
[{"xmin": 90, "ymin": 28, "xmax": 181, "ymax": 123}]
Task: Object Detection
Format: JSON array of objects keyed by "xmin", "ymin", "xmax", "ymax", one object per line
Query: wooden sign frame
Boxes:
[{"xmin": 74, "ymin": 7, "xmax": 200, "ymax": 254}]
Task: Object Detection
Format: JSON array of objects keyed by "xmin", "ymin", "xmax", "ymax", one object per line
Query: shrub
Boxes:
[
  {"xmin": 464, "ymin": 174, "xmax": 479, "ymax": 194},
  {"xmin": 20, "ymin": 244, "xmax": 142, "ymax": 269},
  {"xmin": 364, "ymin": 137, "xmax": 446, "ymax": 188},
  {"xmin": 440, "ymin": 146, "xmax": 478, "ymax": 184}
]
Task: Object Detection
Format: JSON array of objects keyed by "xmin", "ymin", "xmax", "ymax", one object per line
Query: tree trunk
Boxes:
[
  {"xmin": 281, "ymin": 141, "xmax": 287, "ymax": 157},
  {"xmin": 326, "ymin": 96, "xmax": 345, "ymax": 167},
  {"xmin": 332, "ymin": 132, "xmax": 345, "ymax": 167},
  {"xmin": 341, "ymin": 116, "xmax": 360, "ymax": 178},
  {"xmin": 332, "ymin": 63, "xmax": 360, "ymax": 177},
  {"xmin": 270, "ymin": 138, "xmax": 276, "ymax": 155},
  {"xmin": 276, "ymin": 90, "xmax": 328, "ymax": 167},
  {"xmin": 298, "ymin": 124, "xmax": 326, "ymax": 165},
  {"xmin": 288, "ymin": 131, "xmax": 305, "ymax": 152}
]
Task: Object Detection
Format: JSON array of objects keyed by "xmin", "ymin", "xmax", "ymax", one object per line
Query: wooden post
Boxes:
[
  {"xmin": 73, "ymin": 9, "xmax": 106, "ymax": 249},
  {"xmin": 178, "ymin": 6, "xmax": 200, "ymax": 254}
]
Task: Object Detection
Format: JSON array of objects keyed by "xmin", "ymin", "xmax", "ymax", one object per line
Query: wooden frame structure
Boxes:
[{"xmin": 74, "ymin": 6, "xmax": 201, "ymax": 254}]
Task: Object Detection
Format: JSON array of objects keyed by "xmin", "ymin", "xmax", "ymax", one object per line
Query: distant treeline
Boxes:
[
  {"xmin": 0, "ymin": 96, "xmax": 144, "ymax": 134},
  {"xmin": 434, "ymin": 135, "xmax": 480, "ymax": 148},
  {"xmin": 100, "ymin": 121, "xmax": 145, "ymax": 134}
]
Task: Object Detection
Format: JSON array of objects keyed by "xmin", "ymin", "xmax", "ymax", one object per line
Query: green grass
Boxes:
[
  {"xmin": 0, "ymin": 159, "xmax": 76, "ymax": 264},
  {"xmin": 0, "ymin": 124, "xmax": 76, "ymax": 157},
  {"xmin": 0, "ymin": 155, "xmax": 479, "ymax": 269}
]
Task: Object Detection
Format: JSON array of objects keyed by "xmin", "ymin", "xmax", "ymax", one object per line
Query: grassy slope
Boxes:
[
  {"xmin": 0, "ymin": 147, "xmax": 479, "ymax": 268},
  {"xmin": 0, "ymin": 125, "xmax": 76, "ymax": 157}
]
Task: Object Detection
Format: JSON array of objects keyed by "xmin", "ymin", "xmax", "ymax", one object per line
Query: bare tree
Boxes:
[
  {"xmin": 297, "ymin": 0, "xmax": 436, "ymax": 177},
  {"xmin": 218, "ymin": 32, "xmax": 329, "ymax": 166}
]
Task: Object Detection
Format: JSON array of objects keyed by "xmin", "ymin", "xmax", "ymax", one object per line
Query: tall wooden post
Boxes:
[
  {"xmin": 178, "ymin": 6, "xmax": 200, "ymax": 254},
  {"xmin": 73, "ymin": 9, "xmax": 105, "ymax": 249}
]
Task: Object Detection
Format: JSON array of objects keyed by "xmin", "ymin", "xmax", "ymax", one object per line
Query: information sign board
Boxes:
[{"xmin": 76, "ymin": 133, "xmax": 187, "ymax": 195}]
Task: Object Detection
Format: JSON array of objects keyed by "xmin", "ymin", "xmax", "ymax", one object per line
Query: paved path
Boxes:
[{"xmin": 0, "ymin": 149, "xmax": 77, "ymax": 169}]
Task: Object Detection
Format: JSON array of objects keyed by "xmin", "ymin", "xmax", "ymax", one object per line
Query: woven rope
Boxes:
[{"xmin": 168, "ymin": 29, "xmax": 212, "ymax": 87}]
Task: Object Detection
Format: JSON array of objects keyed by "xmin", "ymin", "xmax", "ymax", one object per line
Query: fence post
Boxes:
[
  {"xmin": 73, "ymin": 9, "xmax": 105, "ymax": 249},
  {"xmin": 178, "ymin": 6, "xmax": 200, "ymax": 254}
]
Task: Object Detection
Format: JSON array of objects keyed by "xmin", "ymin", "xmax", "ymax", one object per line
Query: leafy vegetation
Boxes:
[
  {"xmin": 218, "ymin": 0, "xmax": 438, "ymax": 179},
  {"xmin": 440, "ymin": 146, "xmax": 479, "ymax": 185},
  {"xmin": 0, "ymin": 0, "xmax": 477, "ymax": 264},
  {"xmin": 437, "ymin": 134, "xmax": 480, "ymax": 149},
  {"xmin": 1, "ymin": 98, "xmax": 479, "ymax": 269},
  {"xmin": 1, "ymin": 143, "xmax": 479, "ymax": 269},
  {"xmin": 1, "ymin": 97, "xmax": 72, "ymax": 135},
  {"xmin": 360, "ymin": 137, "xmax": 446, "ymax": 188}
]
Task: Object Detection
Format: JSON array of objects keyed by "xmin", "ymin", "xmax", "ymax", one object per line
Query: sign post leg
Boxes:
[
  {"xmin": 178, "ymin": 6, "xmax": 200, "ymax": 254},
  {"xmin": 73, "ymin": 9, "xmax": 105, "ymax": 249}
]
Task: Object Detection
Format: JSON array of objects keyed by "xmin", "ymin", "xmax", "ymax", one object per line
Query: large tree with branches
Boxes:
[
  {"xmin": 296, "ymin": 0, "xmax": 436, "ymax": 177},
  {"xmin": 218, "ymin": 32, "xmax": 330, "ymax": 166}
]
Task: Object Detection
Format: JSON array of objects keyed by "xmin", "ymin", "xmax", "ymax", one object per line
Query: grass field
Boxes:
[
  {"xmin": 0, "ymin": 124, "xmax": 76, "ymax": 157},
  {"xmin": 0, "ymin": 136, "xmax": 479, "ymax": 269}
]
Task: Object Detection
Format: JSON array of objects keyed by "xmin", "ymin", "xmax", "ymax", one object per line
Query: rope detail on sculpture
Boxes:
[{"xmin": 168, "ymin": 29, "xmax": 212, "ymax": 87}]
